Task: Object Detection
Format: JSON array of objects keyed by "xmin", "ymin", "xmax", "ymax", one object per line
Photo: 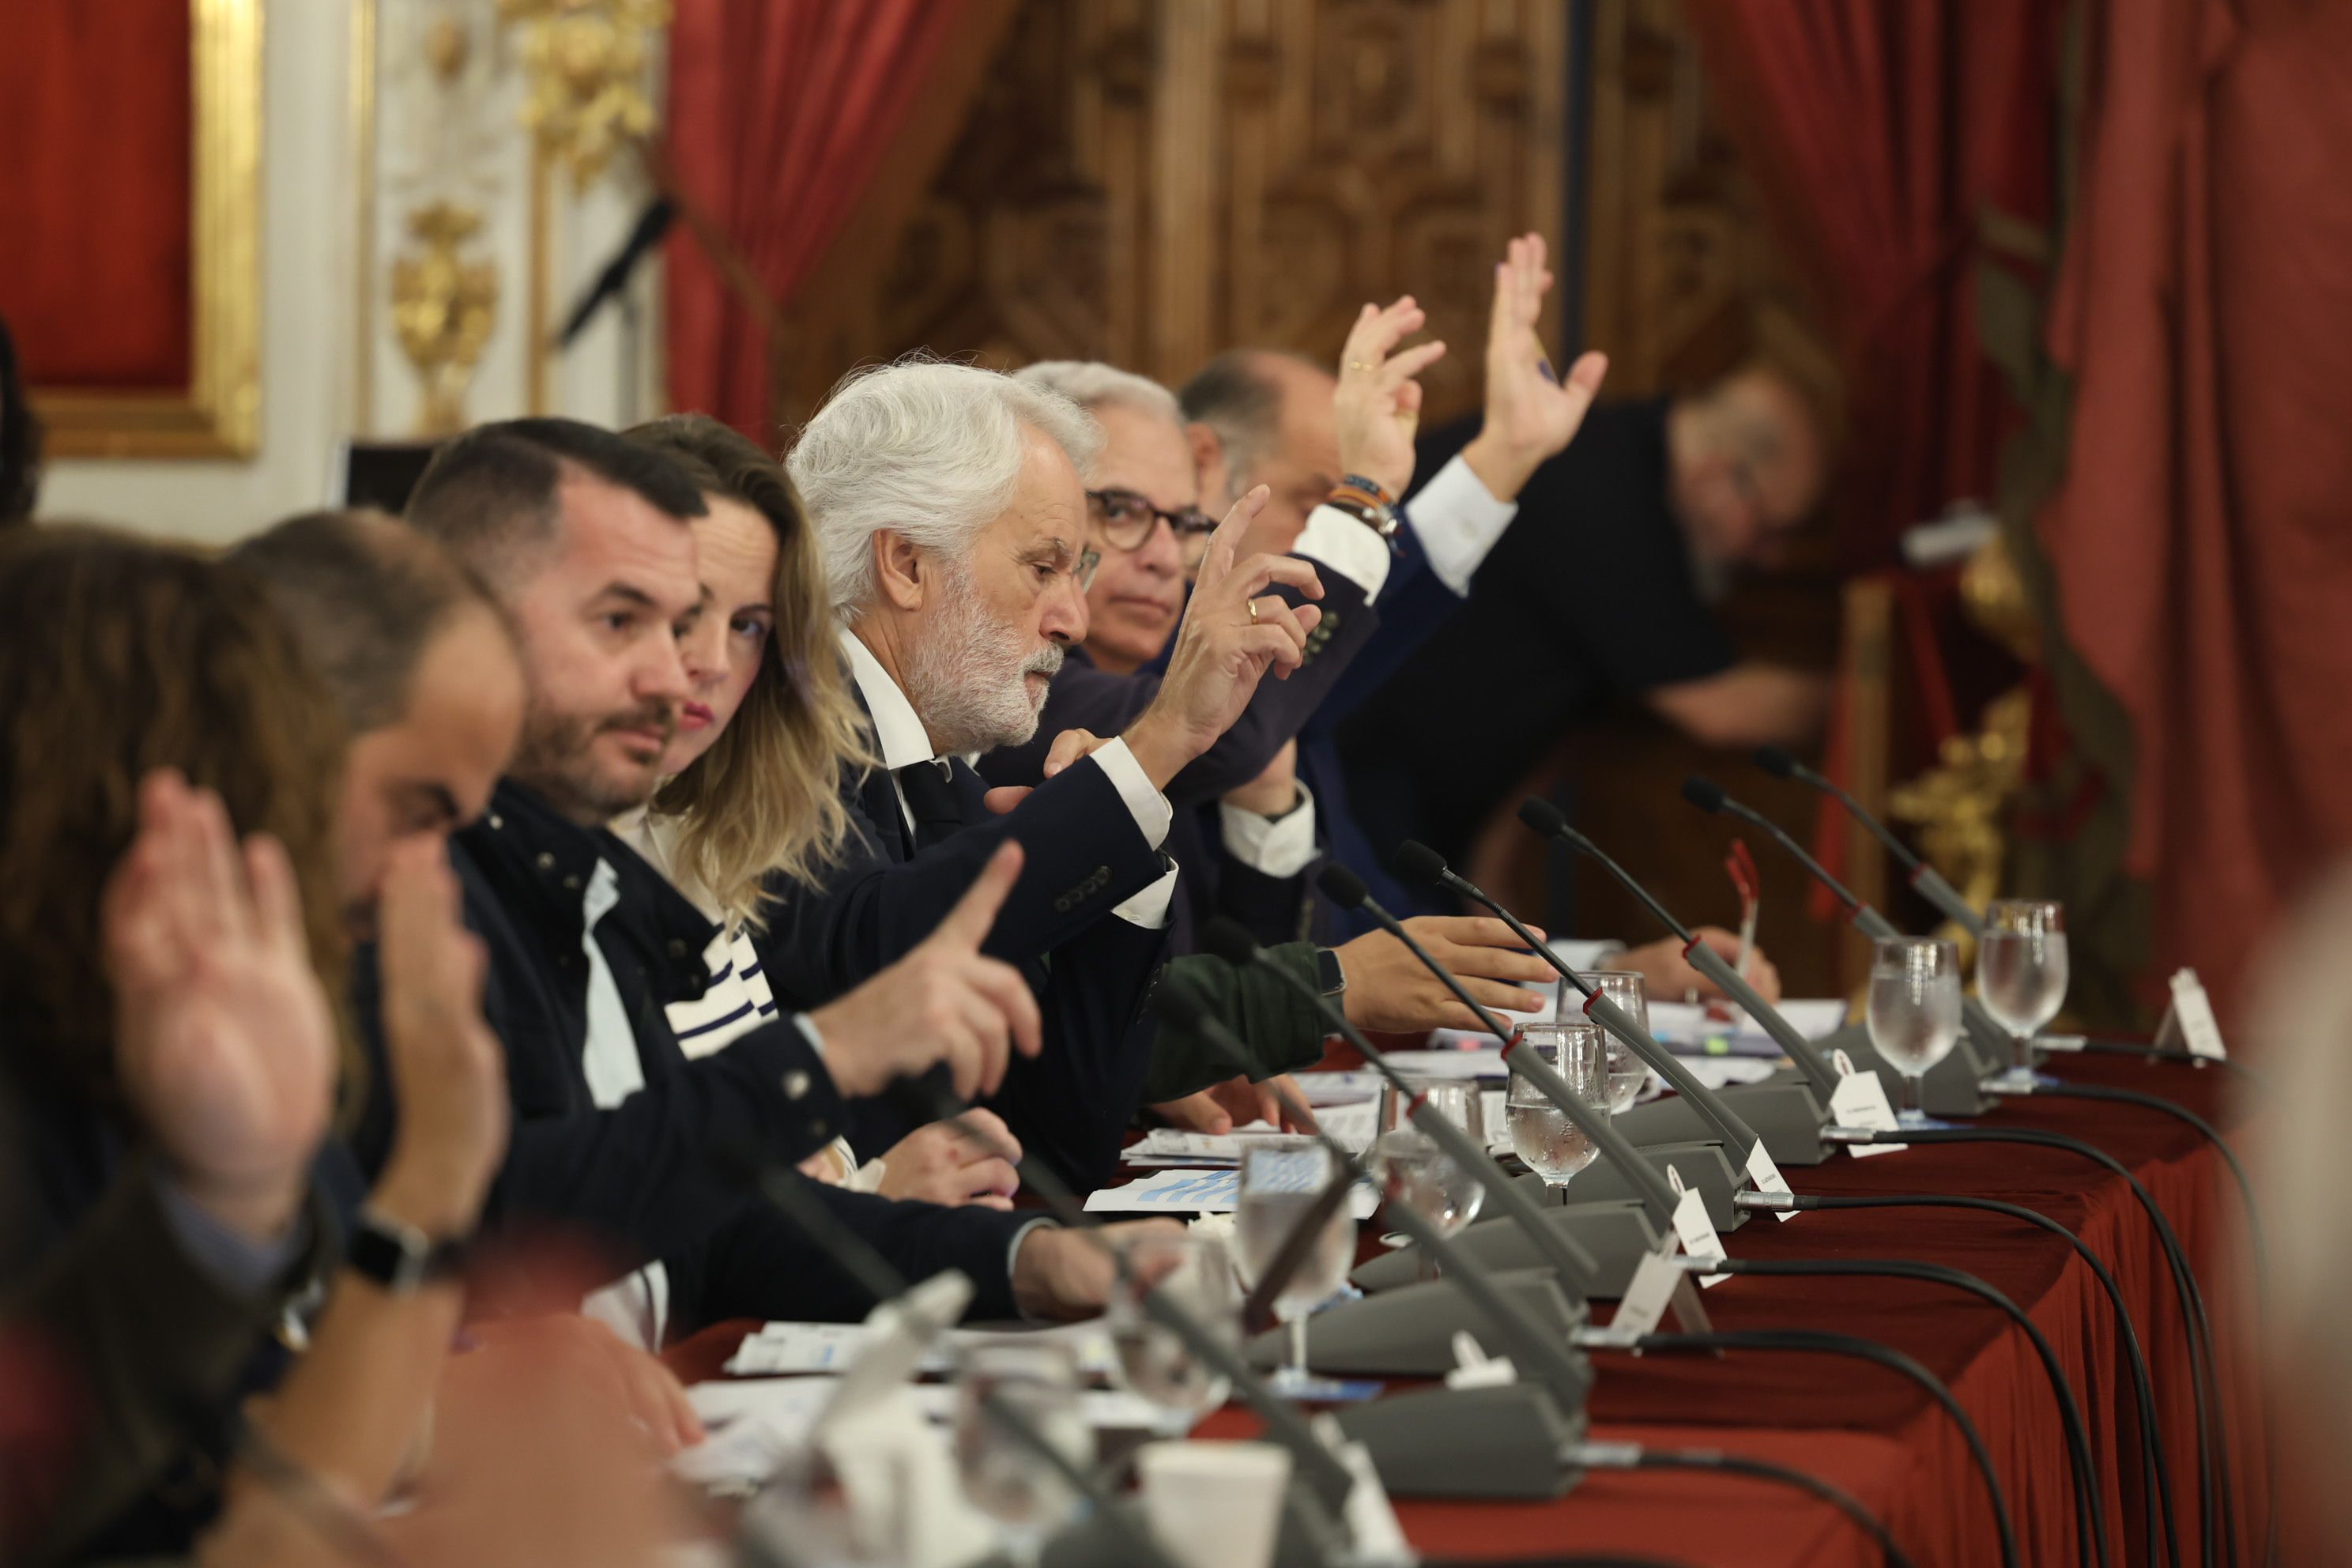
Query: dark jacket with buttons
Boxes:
[
  {"xmin": 350, "ymin": 780, "xmax": 1038, "ymax": 1332},
  {"xmin": 756, "ymin": 742, "xmax": 1170, "ymax": 1192}
]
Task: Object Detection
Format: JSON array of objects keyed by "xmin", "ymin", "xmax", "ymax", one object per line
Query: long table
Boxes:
[{"xmin": 671, "ymin": 1050, "xmax": 2263, "ymax": 1567}]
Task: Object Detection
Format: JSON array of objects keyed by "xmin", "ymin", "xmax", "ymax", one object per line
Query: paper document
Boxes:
[
  {"xmin": 724, "ymin": 1318, "xmax": 1113, "ymax": 1378},
  {"xmin": 1083, "ymin": 1166, "xmax": 1381, "ymax": 1217},
  {"xmin": 1127, "ymin": 1099, "xmax": 1378, "ymax": 1163}
]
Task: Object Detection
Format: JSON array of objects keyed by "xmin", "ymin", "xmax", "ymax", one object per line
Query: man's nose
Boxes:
[
  {"xmin": 1138, "ymin": 518, "xmax": 1184, "ymax": 578},
  {"xmin": 1044, "ymin": 577, "xmax": 1089, "ymax": 646},
  {"xmin": 637, "ymin": 632, "xmax": 694, "ymax": 702}
]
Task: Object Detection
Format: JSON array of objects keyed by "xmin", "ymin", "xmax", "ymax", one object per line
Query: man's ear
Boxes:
[
  {"xmin": 1185, "ymin": 422, "xmax": 1228, "ymax": 502},
  {"xmin": 872, "ymin": 529, "xmax": 926, "ymax": 612}
]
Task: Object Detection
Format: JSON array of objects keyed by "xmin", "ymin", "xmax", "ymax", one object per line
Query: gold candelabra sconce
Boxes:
[
  {"xmin": 1887, "ymin": 533, "xmax": 2039, "ymax": 967},
  {"xmin": 499, "ymin": 0, "xmax": 667, "ymax": 191},
  {"xmin": 392, "ymin": 201, "xmax": 500, "ymax": 437}
]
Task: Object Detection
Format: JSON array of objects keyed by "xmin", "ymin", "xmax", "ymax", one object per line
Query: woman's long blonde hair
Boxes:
[{"xmin": 623, "ymin": 414, "xmax": 871, "ymax": 927}]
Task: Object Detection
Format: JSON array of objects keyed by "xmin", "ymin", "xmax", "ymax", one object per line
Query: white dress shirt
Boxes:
[{"xmin": 840, "ymin": 627, "xmax": 1178, "ymax": 927}]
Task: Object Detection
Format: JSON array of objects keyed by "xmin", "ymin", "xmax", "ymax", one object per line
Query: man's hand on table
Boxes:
[
  {"xmin": 1150, "ymin": 1074, "xmax": 1318, "ymax": 1136},
  {"xmin": 1337, "ymin": 916, "xmax": 1555, "ymax": 1033},
  {"xmin": 1011, "ymin": 1219, "xmax": 1187, "ymax": 1321},
  {"xmin": 1620, "ymin": 927, "xmax": 1782, "ymax": 1006}
]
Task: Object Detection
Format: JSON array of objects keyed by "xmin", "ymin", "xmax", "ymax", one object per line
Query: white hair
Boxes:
[
  {"xmin": 1013, "ymin": 360, "xmax": 1184, "ymax": 428},
  {"xmin": 787, "ymin": 356, "xmax": 1103, "ymax": 614}
]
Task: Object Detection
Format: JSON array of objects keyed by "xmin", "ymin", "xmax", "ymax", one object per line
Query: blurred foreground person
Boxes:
[{"xmin": 0, "ymin": 530, "xmax": 511, "ymax": 1562}]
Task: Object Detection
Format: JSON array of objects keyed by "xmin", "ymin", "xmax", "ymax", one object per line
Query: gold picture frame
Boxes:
[{"xmin": 32, "ymin": 0, "xmax": 262, "ymax": 458}]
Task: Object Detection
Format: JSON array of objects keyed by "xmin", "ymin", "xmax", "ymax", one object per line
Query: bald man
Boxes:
[{"xmin": 1337, "ymin": 365, "xmax": 1835, "ymax": 873}]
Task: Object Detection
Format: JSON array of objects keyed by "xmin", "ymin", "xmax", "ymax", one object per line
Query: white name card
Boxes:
[
  {"xmin": 1828, "ymin": 1049, "xmax": 1906, "ymax": 1156},
  {"xmin": 1666, "ymin": 1165, "xmax": 1729, "ymax": 1287}
]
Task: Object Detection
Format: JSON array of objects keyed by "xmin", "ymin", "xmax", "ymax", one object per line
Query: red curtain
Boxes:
[
  {"xmin": 663, "ymin": 0, "xmax": 979, "ymax": 440},
  {"xmin": 1681, "ymin": 1, "xmax": 2059, "ymax": 564},
  {"xmin": 2035, "ymin": 0, "xmax": 2352, "ymax": 1021}
]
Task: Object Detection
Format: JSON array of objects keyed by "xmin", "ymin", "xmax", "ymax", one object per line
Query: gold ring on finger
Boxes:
[
  {"xmin": 1347, "ymin": 360, "xmax": 1374, "ymax": 372},
  {"xmin": 1247, "ymin": 598, "xmax": 1260, "ymax": 624}
]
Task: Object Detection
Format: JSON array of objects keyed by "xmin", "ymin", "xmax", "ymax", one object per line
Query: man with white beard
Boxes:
[{"xmin": 763, "ymin": 357, "xmax": 1324, "ymax": 1187}]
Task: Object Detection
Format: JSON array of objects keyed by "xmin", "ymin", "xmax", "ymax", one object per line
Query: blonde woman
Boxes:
[{"xmin": 613, "ymin": 414, "xmax": 1024, "ymax": 1208}]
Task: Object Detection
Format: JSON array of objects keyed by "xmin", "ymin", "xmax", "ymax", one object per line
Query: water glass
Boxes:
[
  {"xmin": 1505, "ymin": 1022, "xmax": 1608, "ymax": 1191},
  {"xmin": 1579, "ymin": 970, "xmax": 1654, "ymax": 1112},
  {"xmin": 1378, "ymin": 1076, "xmax": 1484, "ymax": 1145},
  {"xmin": 1979, "ymin": 899, "xmax": 2068, "ymax": 1075},
  {"xmin": 1865, "ymin": 937, "xmax": 1962, "ymax": 1124},
  {"xmin": 1106, "ymin": 1232, "xmax": 1240, "ymax": 1426},
  {"xmin": 1234, "ymin": 1138, "xmax": 1356, "ymax": 1393},
  {"xmin": 953, "ymin": 1342, "xmax": 1094, "ymax": 1566}
]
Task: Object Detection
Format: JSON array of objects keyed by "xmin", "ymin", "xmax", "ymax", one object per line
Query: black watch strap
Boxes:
[
  {"xmin": 1315, "ymin": 946, "xmax": 1348, "ymax": 997},
  {"xmin": 346, "ymin": 1207, "xmax": 469, "ymax": 1293}
]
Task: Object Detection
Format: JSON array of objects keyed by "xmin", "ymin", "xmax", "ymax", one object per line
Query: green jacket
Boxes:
[{"xmin": 1141, "ymin": 942, "xmax": 1334, "ymax": 1103}]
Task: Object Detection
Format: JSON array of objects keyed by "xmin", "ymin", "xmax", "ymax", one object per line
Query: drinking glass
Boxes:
[
  {"xmin": 1577, "ymin": 970, "xmax": 1654, "ymax": 1113},
  {"xmin": 1865, "ymin": 937, "xmax": 1962, "ymax": 1125},
  {"xmin": 1979, "ymin": 899, "xmax": 2068, "ymax": 1084},
  {"xmin": 1506, "ymin": 1022, "xmax": 1609, "ymax": 1192},
  {"xmin": 1106, "ymin": 1232, "xmax": 1241, "ymax": 1427},
  {"xmin": 953, "ymin": 1342, "xmax": 1094, "ymax": 1566},
  {"xmin": 1234, "ymin": 1138, "xmax": 1357, "ymax": 1394},
  {"xmin": 1378, "ymin": 1076, "xmax": 1483, "ymax": 1147}
]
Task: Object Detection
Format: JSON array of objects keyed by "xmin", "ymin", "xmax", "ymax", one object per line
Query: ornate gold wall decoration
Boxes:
[
  {"xmin": 392, "ymin": 202, "xmax": 499, "ymax": 436},
  {"xmin": 499, "ymin": 0, "xmax": 666, "ymax": 191},
  {"xmin": 36, "ymin": 0, "xmax": 262, "ymax": 458}
]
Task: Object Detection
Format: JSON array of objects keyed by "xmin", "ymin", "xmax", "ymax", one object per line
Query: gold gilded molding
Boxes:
[
  {"xmin": 37, "ymin": 0, "xmax": 262, "ymax": 459},
  {"xmin": 352, "ymin": 0, "xmax": 379, "ymax": 434},
  {"xmin": 393, "ymin": 202, "xmax": 499, "ymax": 435},
  {"xmin": 500, "ymin": 0, "xmax": 665, "ymax": 190}
]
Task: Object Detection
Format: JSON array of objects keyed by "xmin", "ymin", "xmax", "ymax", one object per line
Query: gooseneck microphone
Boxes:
[
  {"xmin": 1154, "ymin": 978, "xmax": 1598, "ymax": 1408},
  {"xmin": 1314, "ymin": 864, "xmax": 1686, "ymax": 1231},
  {"xmin": 1752, "ymin": 744, "xmax": 1984, "ymax": 936},
  {"xmin": 1389, "ymin": 840, "xmax": 1771, "ymax": 1177},
  {"xmin": 1679, "ymin": 776, "xmax": 2005, "ymax": 1086},
  {"xmin": 1516, "ymin": 797, "xmax": 1842, "ymax": 1097}
]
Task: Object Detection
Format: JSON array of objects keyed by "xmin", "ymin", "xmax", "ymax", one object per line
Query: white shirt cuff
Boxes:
[
  {"xmin": 1408, "ymin": 454, "xmax": 1519, "ymax": 596},
  {"xmin": 1087, "ymin": 737, "xmax": 1173, "ymax": 848},
  {"xmin": 1111, "ymin": 861, "xmax": 1179, "ymax": 929},
  {"xmin": 1293, "ymin": 504, "xmax": 1393, "ymax": 599},
  {"xmin": 1219, "ymin": 783, "xmax": 1319, "ymax": 878},
  {"xmin": 792, "ymin": 1011, "xmax": 827, "ymax": 1062}
]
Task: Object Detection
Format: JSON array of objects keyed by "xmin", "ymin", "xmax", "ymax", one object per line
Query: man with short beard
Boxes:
[
  {"xmin": 773, "ymin": 359, "xmax": 1322, "ymax": 1187},
  {"xmin": 392, "ymin": 417, "xmax": 1152, "ymax": 1340}
]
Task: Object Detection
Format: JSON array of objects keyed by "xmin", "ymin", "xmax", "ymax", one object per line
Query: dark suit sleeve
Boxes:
[
  {"xmin": 976, "ymin": 569, "xmax": 1381, "ymax": 807},
  {"xmin": 663, "ymin": 1180, "xmax": 1042, "ymax": 1331},
  {"xmin": 978, "ymin": 912, "xmax": 1170, "ymax": 1192},
  {"xmin": 1140, "ymin": 946, "xmax": 1332, "ymax": 1103},
  {"xmin": 1316, "ymin": 523, "xmax": 1464, "ymax": 725},
  {"xmin": 760, "ymin": 754, "xmax": 1168, "ymax": 1004},
  {"xmin": 2, "ymin": 1167, "xmax": 332, "ymax": 1566}
]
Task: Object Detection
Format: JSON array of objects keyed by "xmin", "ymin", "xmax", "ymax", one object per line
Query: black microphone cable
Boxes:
[
  {"xmin": 1689, "ymin": 1257, "xmax": 2104, "ymax": 1568},
  {"xmin": 1843, "ymin": 1125, "xmax": 2236, "ymax": 1568},
  {"xmin": 2034, "ymin": 1080, "xmax": 2272, "ymax": 1568},
  {"xmin": 1577, "ymin": 1445, "xmax": 1916, "ymax": 1568},
  {"xmin": 1772, "ymin": 1192, "xmax": 2180, "ymax": 1568},
  {"xmin": 1585, "ymin": 1329, "xmax": 2017, "ymax": 1568}
]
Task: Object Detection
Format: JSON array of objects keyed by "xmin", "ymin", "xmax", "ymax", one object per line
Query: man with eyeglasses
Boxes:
[
  {"xmin": 765, "ymin": 358, "xmax": 1325, "ymax": 1187},
  {"xmin": 1339, "ymin": 361, "xmax": 1834, "ymax": 876}
]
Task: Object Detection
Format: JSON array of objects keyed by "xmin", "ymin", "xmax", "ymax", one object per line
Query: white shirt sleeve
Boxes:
[
  {"xmin": 1219, "ymin": 783, "xmax": 1320, "ymax": 879},
  {"xmin": 1110, "ymin": 861, "xmax": 1179, "ymax": 929},
  {"xmin": 1086, "ymin": 737, "xmax": 1172, "ymax": 848},
  {"xmin": 1406, "ymin": 453, "xmax": 1519, "ymax": 596},
  {"xmin": 1291, "ymin": 504, "xmax": 1394, "ymax": 599},
  {"xmin": 1007, "ymin": 1217, "xmax": 1058, "ymax": 1320}
]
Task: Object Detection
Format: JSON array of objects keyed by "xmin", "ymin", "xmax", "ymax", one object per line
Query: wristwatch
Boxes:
[
  {"xmin": 1314, "ymin": 947, "xmax": 1348, "ymax": 998},
  {"xmin": 1325, "ymin": 473, "xmax": 1400, "ymax": 543},
  {"xmin": 346, "ymin": 1205, "xmax": 470, "ymax": 1293}
]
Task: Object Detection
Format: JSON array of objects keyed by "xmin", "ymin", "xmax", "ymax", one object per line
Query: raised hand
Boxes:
[
  {"xmin": 371, "ymin": 839, "xmax": 511, "ymax": 1242},
  {"xmin": 103, "ymin": 771, "xmax": 336, "ymax": 1243},
  {"xmin": 1123, "ymin": 487, "xmax": 1325, "ymax": 788},
  {"xmin": 1334, "ymin": 298, "xmax": 1448, "ymax": 499},
  {"xmin": 808, "ymin": 840, "xmax": 1044, "ymax": 1102},
  {"xmin": 1461, "ymin": 233, "xmax": 1609, "ymax": 502}
]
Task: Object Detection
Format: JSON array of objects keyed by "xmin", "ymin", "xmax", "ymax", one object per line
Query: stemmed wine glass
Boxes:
[
  {"xmin": 1865, "ymin": 937, "xmax": 1962, "ymax": 1126},
  {"xmin": 953, "ymin": 1342, "xmax": 1095, "ymax": 1567},
  {"xmin": 1506, "ymin": 1022, "xmax": 1610, "ymax": 1193},
  {"xmin": 1978, "ymin": 899, "xmax": 2068, "ymax": 1091},
  {"xmin": 1105, "ymin": 1231, "xmax": 1241, "ymax": 1430},
  {"xmin": 1373, "ymin": 1080, "xmax": 1487, "ymax": 1234},
  {"xmin": 1577, "ymin": 970, "xmax": 1653, "ymax": 1113},
  {"xmin": 1234, "ymin": 1138, "xmax": 1358, "ymax": 1396}
]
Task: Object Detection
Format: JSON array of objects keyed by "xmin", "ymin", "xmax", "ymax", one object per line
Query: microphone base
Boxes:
[
  {"xmin": 1517, "ymin": 1140, "xmax": 1750, "ymax": 1234},
  {"xmin": 1611, "ymin": 1080, "xmax": 1834, "ymax": 1166},
  {"xmin": 1246, "ymin": 1271, "xmax": 1592, "ymax": 1402},
  {"xmin": 1333, "ymin": 1381, "xmax": 1589, "ymax": 1499},
  {"xmin": 1819, "ymin": 1023, "xmax": 1995, "ymax": 1116},
  {"xmin": 1353, "ymin": 1197, "xmax": 1660, "ymax": 1298}
]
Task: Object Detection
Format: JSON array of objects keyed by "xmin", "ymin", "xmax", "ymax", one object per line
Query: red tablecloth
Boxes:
[{"xmin": 670, "ymin": 1051, "xmax": 2263, "ymax": 1567}]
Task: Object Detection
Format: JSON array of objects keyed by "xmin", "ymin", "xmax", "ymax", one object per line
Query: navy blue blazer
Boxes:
[
  {"xmin": 349, "ymin": 780, "xmax": 1038, "ymax": 1332},
  {"xmin": 755, "ymin": 741, "xmax": 1171, "ymax": 1191}
]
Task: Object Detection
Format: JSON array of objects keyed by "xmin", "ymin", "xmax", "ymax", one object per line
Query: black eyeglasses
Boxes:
[{"xmin": 1086, "ymin": 488, "xmax": 1216, "ymax": 552}]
